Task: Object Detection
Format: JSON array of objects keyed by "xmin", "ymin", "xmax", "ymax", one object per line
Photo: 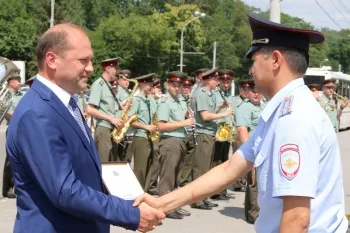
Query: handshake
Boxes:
[{"xmin": 133, "ymin": 193, "xmax": 166, "ymax": 233}]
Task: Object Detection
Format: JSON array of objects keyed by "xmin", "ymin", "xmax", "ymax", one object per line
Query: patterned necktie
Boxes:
[{"xmin": 69, "ymin": 97, "xmax": 90, "ymax": 143}]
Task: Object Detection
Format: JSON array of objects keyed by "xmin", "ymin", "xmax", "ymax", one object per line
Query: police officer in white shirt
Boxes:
[{"xmin": 133, "ymin": 13, "xmax": 348, "ymax": 233}]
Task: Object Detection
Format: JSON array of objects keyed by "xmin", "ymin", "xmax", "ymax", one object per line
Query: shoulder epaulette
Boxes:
[
  {"xmin": 280, "ymin": 96, "xmax": 294, "ymax": 117},
  {"xmin": 99, "ymin": 79, "xmax": 104, "ymax": 86}
]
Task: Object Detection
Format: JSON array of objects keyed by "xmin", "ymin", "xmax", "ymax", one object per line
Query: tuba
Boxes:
[
  {"xmin": 148, "ymin": 112, "xmax": 160, "ymax": 143},
  {"xmin": 110, "ymin": 79, "xmax": 139, "ymax": 143},
  {"xmin": 215, "ymin": 87, "xmax": 239, "ymax": 142},
  {"xmin": 0, "ymin": 57, "xmax": 20, "ymax": 124}
]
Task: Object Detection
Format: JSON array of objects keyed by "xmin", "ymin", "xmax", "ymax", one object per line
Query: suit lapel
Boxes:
[{"xmin": 31, "ymin": 79, "xmax": 102, "ymax": 174}]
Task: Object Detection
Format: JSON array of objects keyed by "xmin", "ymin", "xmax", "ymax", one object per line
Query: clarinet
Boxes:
[{"xmin": 184, "ymin": 94, "xmax": 198, "ymax": 146}]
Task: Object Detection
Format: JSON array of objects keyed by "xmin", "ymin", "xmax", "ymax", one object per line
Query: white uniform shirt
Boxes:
[{"xmin": 238, "ymin": 78, "xmax": 348, "ymax": 233}]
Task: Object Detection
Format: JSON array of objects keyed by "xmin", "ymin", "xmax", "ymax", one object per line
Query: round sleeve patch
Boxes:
[{"xmin": 280, "ymin": 144, "xmax": 300, "ymax": 180}]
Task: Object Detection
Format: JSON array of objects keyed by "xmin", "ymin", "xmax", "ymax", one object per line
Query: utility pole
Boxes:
[
  {"xmin": 270, "ymin": 0, "xmax": 281, "ymax": 23},
  {"xmin": 212, "ymin": 42, "xmax": 217, "ymax": 68},
  {"xmin": 50, "ymin": 0, "xmax": 55, "ymax": 28}
]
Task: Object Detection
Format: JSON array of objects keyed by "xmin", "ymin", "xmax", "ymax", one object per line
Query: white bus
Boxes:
[{"xmin": 304, "ymin": 67, "xmax": 350, "ymax": 130}]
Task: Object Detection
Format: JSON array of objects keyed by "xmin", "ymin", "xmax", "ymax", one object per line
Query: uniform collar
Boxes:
[
  {"xmin": 261, "ymin": 78, "xmax": 304, "ymax": 122},
  {"xmin": 137, "ymin": 92, "xmax": 150, "ymax": 101},
  {"xmin": 118, "ymin": 85, "xmax": 128, "ymax": 92},
  {"xmin": 167, "ymin": 93, "xmax": 180, "ymax": 102}
]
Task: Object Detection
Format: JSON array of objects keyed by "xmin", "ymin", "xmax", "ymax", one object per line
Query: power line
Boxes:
[
  {"xmin": 315, "ymin": 0, "xmax": 343, "ymax": 29},
  {"xmin": 330, "ymin": 0, "xmax": 350, "ymax": 24}
]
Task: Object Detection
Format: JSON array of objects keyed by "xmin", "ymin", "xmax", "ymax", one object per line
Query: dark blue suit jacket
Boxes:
[{"xmin": 6, "ymin": 79, "xmax": 140, "ymax": 233}]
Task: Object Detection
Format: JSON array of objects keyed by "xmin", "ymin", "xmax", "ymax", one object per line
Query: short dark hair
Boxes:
[
  {"xmin": 36, "ymin": 30, "xmax": 69, "ymax": 70},
  {"xmin": 36, "ymin": 24, "xmax": 86, "ymax": 70},
  {"xmin": 259, "ymin": 46, "xmax": 308, "ymax": 75}
]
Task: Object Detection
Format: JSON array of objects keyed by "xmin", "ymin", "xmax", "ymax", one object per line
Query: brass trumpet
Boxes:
[{"xmin": 333, "ymin": 92, "xmax": 349, "ymax": 106}]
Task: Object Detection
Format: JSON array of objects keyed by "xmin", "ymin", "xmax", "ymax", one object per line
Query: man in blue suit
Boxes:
[{"xmin": 6, "ymin": 23, "xmax": 164, "ymax": 233}]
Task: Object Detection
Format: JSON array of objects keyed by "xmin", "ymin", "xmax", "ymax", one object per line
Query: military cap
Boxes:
[
  {"xmin": 201, "ymin": 68, "xmax": 219, "ymax": 80},
  {"xmin": 194, "ymin": 68, "xmax": 210, "ymax": 77},
  {"xmin": 245, "ymin": 12, "xmax": 325, "ymax": 61},
  {"xmin": 239, "ymin": 79, "xmax": 255, "ymax": 88},
  {"xmin": 307, "ymin": 83, "xmax": 321, "ymax": 92},
  {"xmin": 218, "ymin": 69, "xmax": 234, "ymax": 80},
  {"xmin": 322, "ymin": 79, "xmax": 337, "ymax": 87},
  {"xmin": 0, "ymin": 57, "xmax": 21, "ymax": 83},
  {"xmin": 153, "ymin": 80, "xmax": 161, "ymax": 88},
  {"xmin": 183, "ymin": 77, "xmax": 195, "ymax": 87},
  {"xmin": 164, "ymin": 71, "xmax": 187, "ymax": 83},
  {"xmin": 135, "ymin": 73, "xmax": 156, "ymax": 83},
  {"xmin": 101, "ymin": 57, "xmax": 119, "ymax": 68},
  {"xmin": 118, "ymin": 69, "xmax": 131, "ymax": 78}
]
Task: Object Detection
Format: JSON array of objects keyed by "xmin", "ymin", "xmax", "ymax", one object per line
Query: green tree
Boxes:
[{"xmin": 0, "ymin": 0, "xmax": 38, "ymax": 77}]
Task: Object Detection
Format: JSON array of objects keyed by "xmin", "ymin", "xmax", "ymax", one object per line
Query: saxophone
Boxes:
[
  {"xmin": 110, "ymin": 79, "xmax": 139, "ymax": 143},
  {"xmin": 148, "ymin": 112, "xmax": 160, "ymax": 143}
]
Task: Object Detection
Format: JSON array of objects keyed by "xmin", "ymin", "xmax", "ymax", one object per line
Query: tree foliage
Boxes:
[{"xmin": 0, "ymin": 0, "xmax": 349, "ymax": 81}]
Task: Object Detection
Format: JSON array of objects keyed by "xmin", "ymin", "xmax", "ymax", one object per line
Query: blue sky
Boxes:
[{"xmin": 242, "ymin": 0, "xmax": 350, "ymax": 30}]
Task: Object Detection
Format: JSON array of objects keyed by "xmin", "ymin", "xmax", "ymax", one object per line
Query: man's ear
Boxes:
[
  {"xmin": 46, "ymin": 52, "xmax": 58, "ymax": 70},
  {"xmin": 271, "ymin": 50, "xmax": 283, "ymax": 71}
]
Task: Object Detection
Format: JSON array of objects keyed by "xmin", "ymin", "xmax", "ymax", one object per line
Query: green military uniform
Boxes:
[
  {"xmin": 157, "ymin": 93, "xmax": 187, "ymax": 194},
  {"xmin": 146, "ymin": 93, "xmax": 162, "ymax": 195},
  {"xmin": 177, "ymin": 93, "xmax": 196, "ymax": 188},
  {"xmin": 0, "ymin": 57, "xmax": 21, "ymax": 198},
  {"xmin": 210, "ymin": 69, "xmax": 235, "ymax": 200},
  {"xmin": 318, "ymin": 94, "xmax": 341, "ymax": 132},
  {"xmin": 191, "ymin": 69, "xmax": 220, "ymax": 209},
  {"xmin": 3, "ymin": 90, "xmax": 24, "ymax": 198},
  {"xmin": 89, "ymin": 77, "xmax": 121, "ymax": 162},
  {"xmin": 235, "ymin": 97, "xmax": 265, "ymax": 223},
  {"xmin": 6, "ymin": 91, "xmax": 24, "ymax": 125},
  {"xmin": 116, "ymin": 85, "xmax": 130, "ymax": 103},
  {"xmin": 127, "ymin": 73, "xmax": 157, "ymax": 191},
  {"xmin": 231, "ymin": 95, "xmax": 248, "ymax": 190}
]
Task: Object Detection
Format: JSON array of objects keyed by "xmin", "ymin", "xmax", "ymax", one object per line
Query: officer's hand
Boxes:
[
  {"xmin": 110, "ymin": 118, "xmax": 124, "ymax": 128},
  {"xmin": 224, "ymin": 107, "xmax": 234, "ymax": 116},
  {"xmin": 146, "ymin": 125, "xmax": 157, "ymax": 132},
  {"xmin": 137, "ymin": 202, "xmax": 165, "ymax": 233}
]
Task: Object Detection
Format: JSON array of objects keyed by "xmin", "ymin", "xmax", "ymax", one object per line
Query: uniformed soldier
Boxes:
[
  {"xmin": 191, "ymin": 68, "xmax": 209, "ymax": 97},
  {"xmin": 114, "ymin": 69, "xmax": 132, "ymax": 161},
  {"xmin": 147, "ymin": 79, "xmax": 163, "ymax": 196},
  {"xmin": 2, "ymin": 62, "xmax": 22, "ymax": 199},
  {"xmin": 210, "ymin": 69, "xmax": 235, "ymax": 201},
  {"xmin": 177, "ymin": 76, "xmax": 196, "ymax": 188},
  {"xmin": 232, "ymin": 79, "xmax": 251, "ymax": 192},
  {"xmin": 127, "ymin": 73, "xmax": 158, "ymax": 192},
  {"xmin": 157, "ymin": 71, "xmax": 194, "ymax": 219},
  {"xmin": 86, "ymin": 58, "xmax": 124, "ymax": 162},
  {"xmin": 235, "ymin": 79, "xmax": 265, "ymax": 224},
  {"xmin": 317, "ymin": 79, "xmax": 348, "ymax": 132},
  {"xmin": 116, "ymin": 69, "xmax": 131, "ymax": 105},
  {"xmin": 190, "ymin": 68, "xmax": 233, "ymax": 210}
]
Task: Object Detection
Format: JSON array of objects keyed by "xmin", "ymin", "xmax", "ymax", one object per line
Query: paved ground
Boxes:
[{"xmin": 0, "ymin": 128, "xmax": 349, "ymax": 233}]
